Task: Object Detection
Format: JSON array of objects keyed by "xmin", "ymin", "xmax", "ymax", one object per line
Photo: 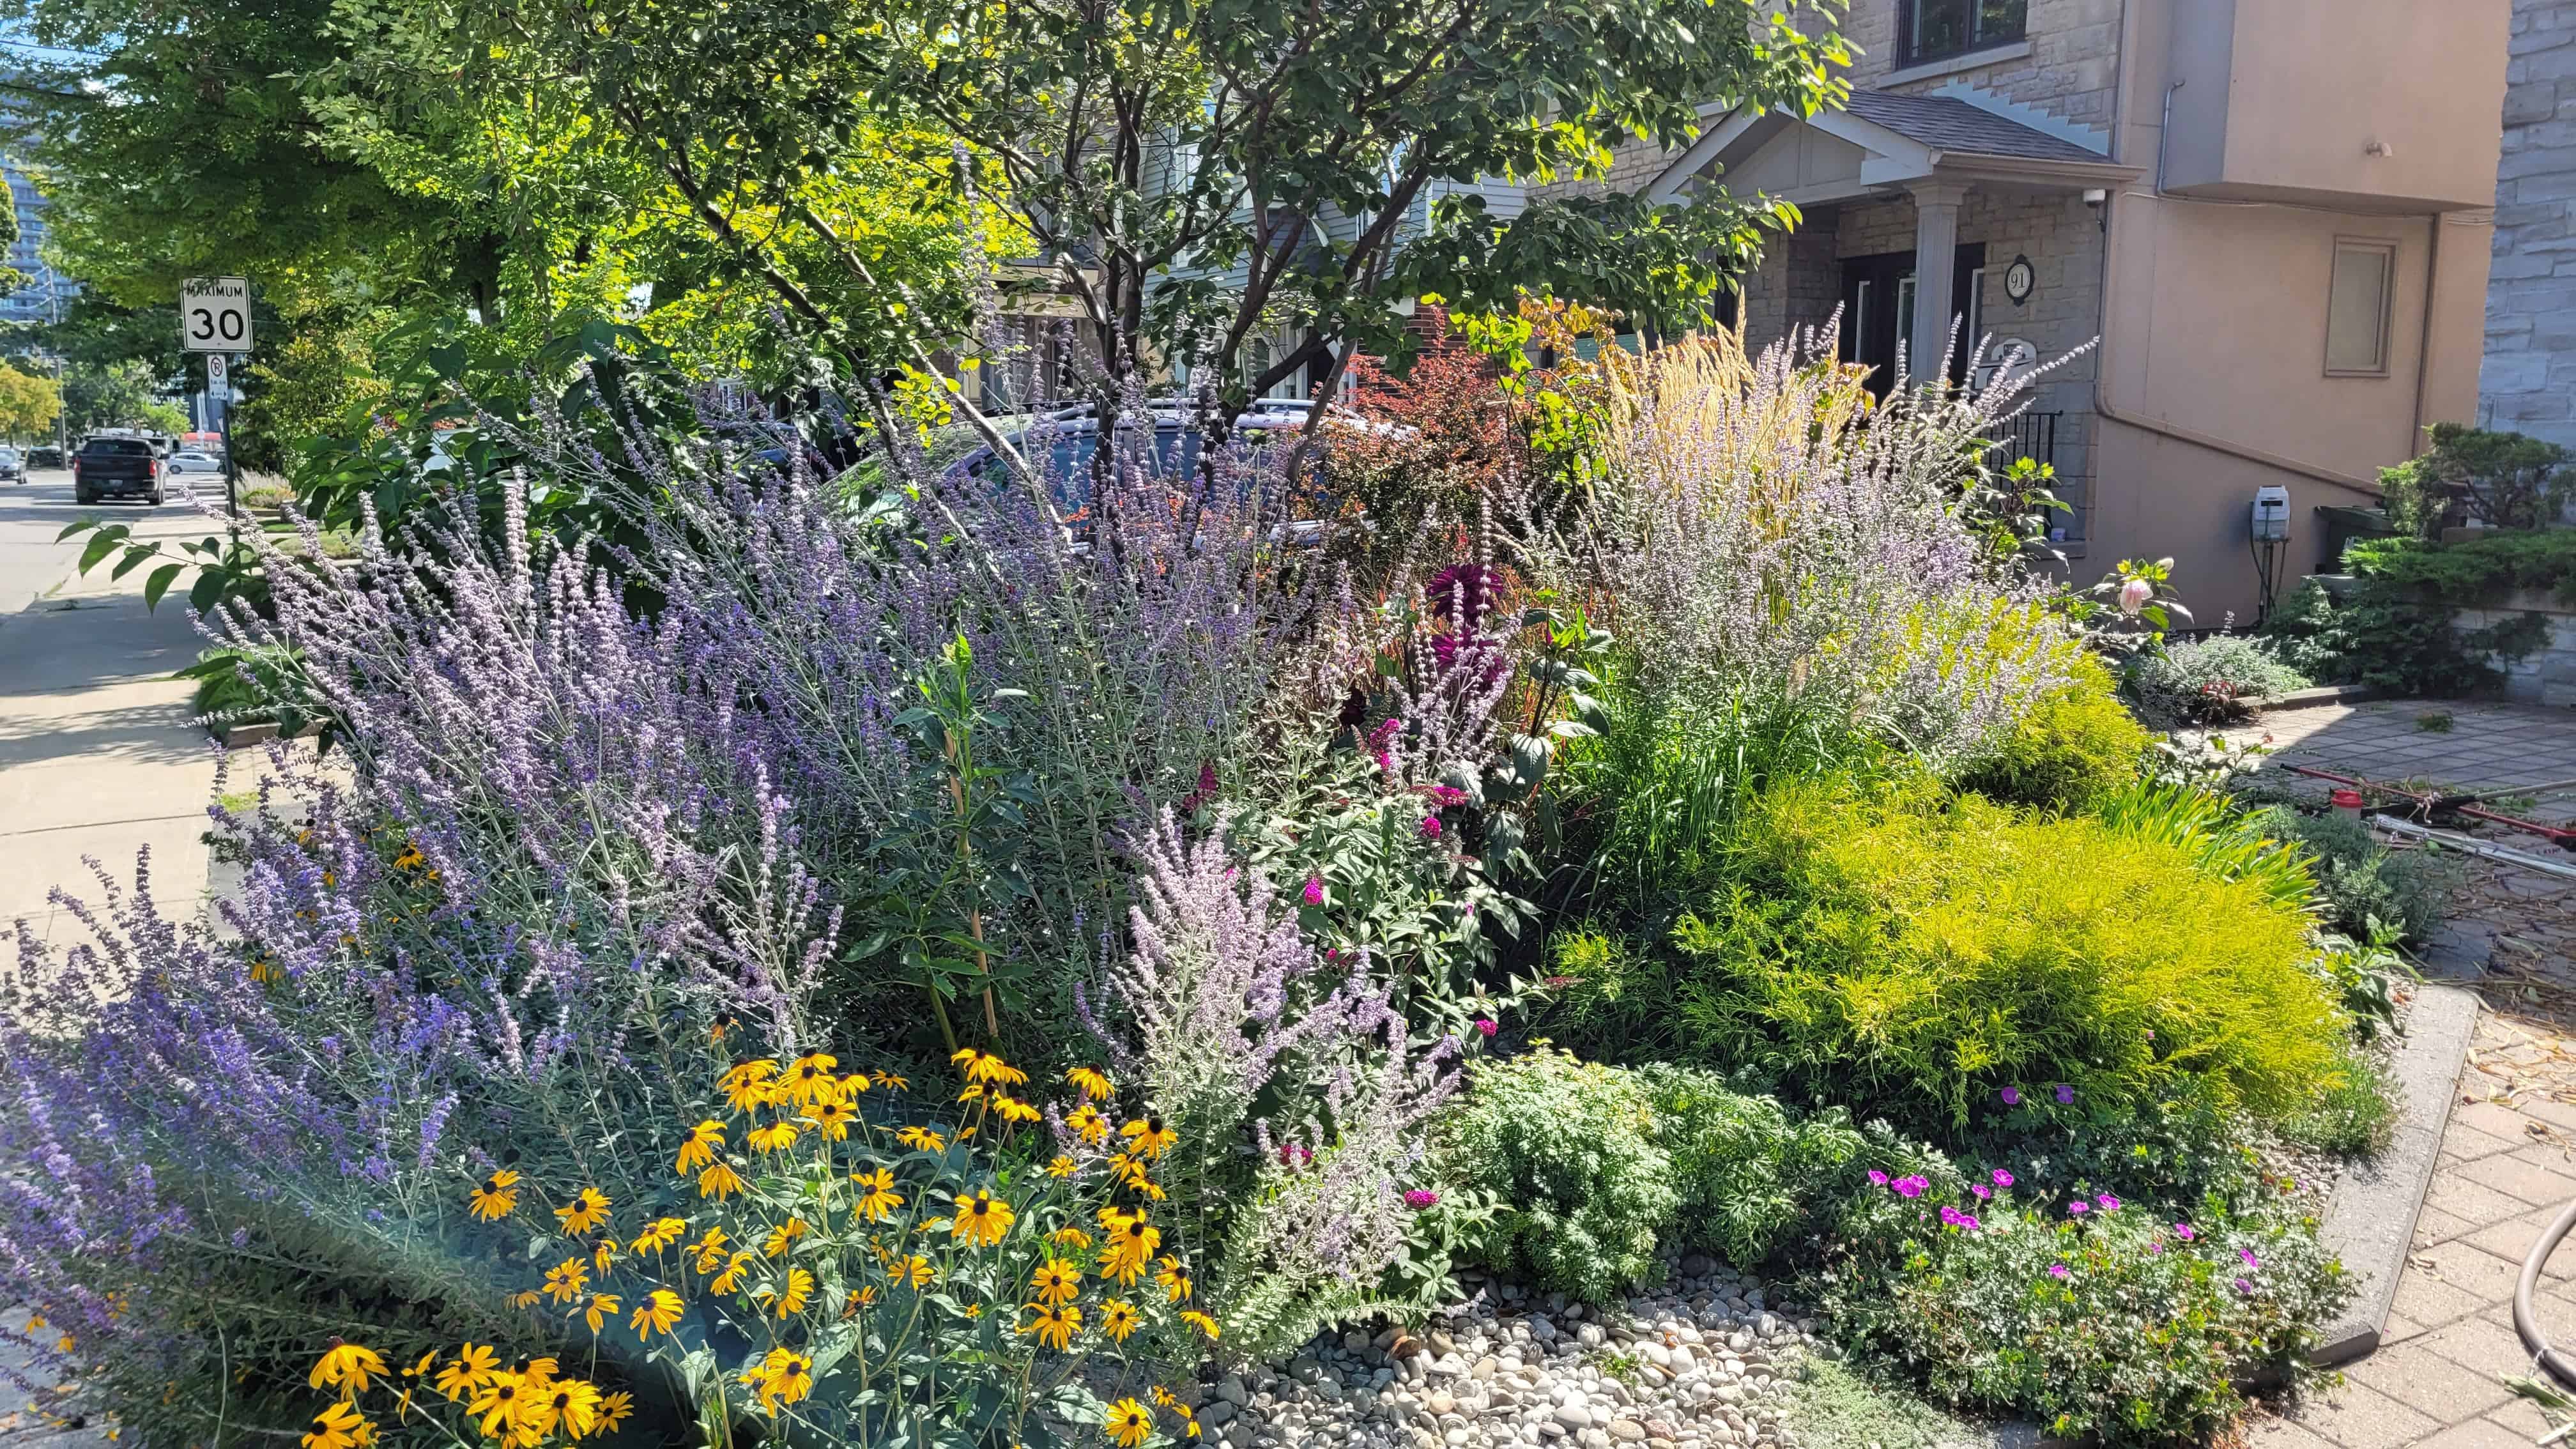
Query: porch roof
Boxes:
[{"xmin": 1644, "ymin": 88, "xmax": 2140, "ymax": 206}]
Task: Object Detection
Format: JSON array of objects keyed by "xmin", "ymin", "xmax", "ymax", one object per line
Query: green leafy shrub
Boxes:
[
  {"xmin": 1819, "ymin": 1189, "xmax": 2348, "ymax": 1447},
  {"xmin": 2123, "ymin": 634, "xmax": 2310, "ymax": 724},
  {"xmin": 2244, "ymin": 805, "xmax": 2461, "ymax": 944},
  {"xmin": 1954, "ymin": 1078, "xmax": 2273, "ymax": 1217},
  {"xmin": 1610, "ymin": 779, "xmax": 2347, "ymax": 1133},
  {"xmin": 1443, "ymin": 1048, "xmax": 1680, "ymax": 1301},
  {"xmin": 2259, "ymin": 544, "xmax": 2557, "ymax": 696},
  {"xmin": 2349, "ymin": 527, "xmax": 2576, "ymax": 606},
  {"xmin": 1955, "ymin": 654, "xmax": 2150, "ymax": 813},
  {"xmin": 2377, "ymin": 422, "xmax": 2572, "ymax": 537},
  {"xmin": 1638, "ymin": 1064, "xmax": 1869, "ymax": 1269}
]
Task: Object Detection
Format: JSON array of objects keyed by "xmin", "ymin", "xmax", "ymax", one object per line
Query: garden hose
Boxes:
[{"xmin": 2514, "ymin": 1193, "xmax": 2576, "ymax": 1388}]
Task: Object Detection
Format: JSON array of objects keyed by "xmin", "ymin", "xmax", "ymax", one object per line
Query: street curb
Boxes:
[{"xmin": 2310, "ymin": 981, "xmax": 2482, "ymax": 1366}]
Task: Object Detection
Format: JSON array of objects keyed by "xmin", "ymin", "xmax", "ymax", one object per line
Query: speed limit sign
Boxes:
[{"xmin": 180, "ymin": 277, "xmax": 252, "ymax": 353}]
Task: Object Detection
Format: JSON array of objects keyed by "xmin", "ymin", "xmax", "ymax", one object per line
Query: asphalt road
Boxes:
[{"xmin": 0, "ymin": 466, "xmax": 234, "ymax": 942}]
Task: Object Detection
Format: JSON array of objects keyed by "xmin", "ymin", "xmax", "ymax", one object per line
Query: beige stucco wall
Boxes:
[
  {"xmin": 1547, "ymin": 0, "xmax": 2503, "ymax": 622},
  {"xmin": 2091, "ymin": 196, "xmax": 2495, "ymax": 621},
  {"xmin": 2162, "ymin": 0, "xmax": 2510, "ymax": 211}
]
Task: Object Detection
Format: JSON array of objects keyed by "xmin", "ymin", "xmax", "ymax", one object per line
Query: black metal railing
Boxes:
[{"xmin": 1985, "ymin": 410, "xmax": 2059, "ymax": 471}]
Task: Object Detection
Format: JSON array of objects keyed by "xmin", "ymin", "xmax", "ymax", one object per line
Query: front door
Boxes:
[{"xmin": 1839, "ymin": 243, "xmax": 1986, "ymax": 394}]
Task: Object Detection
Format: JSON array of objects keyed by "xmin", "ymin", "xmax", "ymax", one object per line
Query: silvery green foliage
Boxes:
[
  {"xmin": 2125, "ymin": 632, "xmax": 2312, "ymax": 724},
  {"xmin": 1535, "ymin": 327, "xmax": 2081, "ymax": 774},
  {"xmin": 1085, "ymin": 818, "xmax": 1460, "ymax": 1360}
]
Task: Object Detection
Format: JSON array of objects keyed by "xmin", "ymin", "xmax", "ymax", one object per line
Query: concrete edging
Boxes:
[
  {"xmin": 2245, "ymin": 684, "xmax": 2379, "ymax": 713},
  {"xmin": 2310, "ymin": 981, "xmax": 2483, "ymax": 1366}
]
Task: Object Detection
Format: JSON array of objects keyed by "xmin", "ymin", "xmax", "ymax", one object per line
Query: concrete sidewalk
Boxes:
[{"xmin": 0, "ymin": 475, "xmax": 226, "ymax": 946}]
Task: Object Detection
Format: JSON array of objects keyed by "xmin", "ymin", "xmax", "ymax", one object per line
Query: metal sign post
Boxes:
[
  {"xmin": 180, "ymin": 278, "xmax": 252, "ymax": 521},
  {"xmin": 206, "ymin": 353, "xmax": 236, "ymax": 518}
]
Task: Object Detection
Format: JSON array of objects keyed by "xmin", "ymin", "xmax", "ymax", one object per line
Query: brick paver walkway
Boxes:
[
  {"xmin": 2244, "ymin": 699, "xmax": 2576, "ymax": 829},
  {"xmin": 2234, "ymin": 700, "xmax": 2576, "ymax": 1449}
]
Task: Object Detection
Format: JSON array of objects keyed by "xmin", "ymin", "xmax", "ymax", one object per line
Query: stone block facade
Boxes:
[
  {"xmin": 2481, "ymin": 0, "xmax": 2576, "ymax": 447},
  {"xmin": 1836, "ymin": 0, "xmax": 2121, "ymax": 139},
  {"xmin": 2455, "ymin": 589, "xmax": 2576, "ymax": 706}
]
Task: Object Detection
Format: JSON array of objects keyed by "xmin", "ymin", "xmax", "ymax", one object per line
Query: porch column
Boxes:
[{"xmin": 1908, "ymin": 181, "xmax": 1968, "ymax": 381}]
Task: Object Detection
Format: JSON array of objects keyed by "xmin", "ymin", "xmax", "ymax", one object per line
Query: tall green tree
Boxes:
[
  {"xmin": 518, "ymin": 0, "xmax": 1850, "ymax": 463},
  {"xmin": 0, "ymin": 362, "xmax": 61, "ymax": 441},
  {"xmin": 61, "ymin": 359, "xmax": 181, "ymax": 433}
]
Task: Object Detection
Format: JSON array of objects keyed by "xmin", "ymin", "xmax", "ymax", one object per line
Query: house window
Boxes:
[
  {"xmin": 1902, "ymin": 0, "xmax": 2027, "ymax": 66},
  {"xmin": 2324, "ymin": 239, "xmax": 2396, "ymax": 376}
]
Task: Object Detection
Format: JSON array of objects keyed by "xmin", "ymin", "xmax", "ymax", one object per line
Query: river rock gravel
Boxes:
[{"xmin": 1190, "ymin": 1254, "xmax": 1825, "ymax": 1449}]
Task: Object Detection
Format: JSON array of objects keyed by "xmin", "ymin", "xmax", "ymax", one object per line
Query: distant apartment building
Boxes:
[
  {"xmin": 0, "ymin": 165, "xmax": 74, "ymax": 328},
  {"xmin": 2480, "ymin": 0, "xmax": 2576, "ymax": 456},
  {"xmin": 1556, "ymin": 0, "xmax": 2512, "ymax": 624}
]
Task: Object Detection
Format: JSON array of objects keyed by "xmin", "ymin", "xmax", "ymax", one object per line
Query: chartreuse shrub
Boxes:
[
  {"xmin": 1441, "ymin": 1048, "xmax": 1680, "ymax": 1300},
  {"xmin": 1563, "ymin": 778, "xmax": 2346, "ymax": 1135},
  {"xmin": 1954, "ymin": 654, "xmax": 2150, "ymax": 813}
]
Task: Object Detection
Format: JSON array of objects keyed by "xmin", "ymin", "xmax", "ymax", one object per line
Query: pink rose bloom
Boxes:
[
  {"xmin": 2118, "ymin": 577, "xmax": 2154, "ymax": 616},
  {"xmin": 1475, "ymin": 1018, "xmax": 1498, "ymax": 1038}
]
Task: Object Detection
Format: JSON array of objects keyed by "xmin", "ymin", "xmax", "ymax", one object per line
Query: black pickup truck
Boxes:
[{"xmin": 71, "ymin": 437, "xmax": 166, "ymax": 505}]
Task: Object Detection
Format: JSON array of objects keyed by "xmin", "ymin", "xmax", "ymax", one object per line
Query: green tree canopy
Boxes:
[
  {"xmin": 62, "ymin": 358, "xmax": 178, "ymax": 433},
  {"xmin": 516, "ymin": 0, "xmax": 1849, "ymax": 425},
  {"xmin": 0, "ymin": 362, "xmax": 61, "ymax": 440}
]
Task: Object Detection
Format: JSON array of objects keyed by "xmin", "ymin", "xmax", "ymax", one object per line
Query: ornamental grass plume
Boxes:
[{"xmin": 1528, "ymin": 322, "xmax": 2083, "ymax": 778}]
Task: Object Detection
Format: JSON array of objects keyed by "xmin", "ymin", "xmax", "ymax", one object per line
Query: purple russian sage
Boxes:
[
  {"xmin": 1080, "ymin": 815, "xmax": 1459, "ymax": 1358},
  {"xmin": 0, "ymin": 473, "xmax": 832, "ymax": 1397}
]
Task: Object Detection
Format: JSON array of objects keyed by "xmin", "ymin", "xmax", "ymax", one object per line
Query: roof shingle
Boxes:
[{"xmin": 1840, "ymin": 90, "xmax": 2108, "ymax": 164}]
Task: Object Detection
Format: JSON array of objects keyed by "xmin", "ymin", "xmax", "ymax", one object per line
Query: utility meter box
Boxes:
[{"xmin": 2251, "ymin": 485, "xmax": 2292, "ymax": 542}]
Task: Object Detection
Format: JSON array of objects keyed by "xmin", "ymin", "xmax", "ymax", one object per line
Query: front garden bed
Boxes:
[{"xmin": 1, "ymin": 326, "xmax": 2414, "ymax": 1449}]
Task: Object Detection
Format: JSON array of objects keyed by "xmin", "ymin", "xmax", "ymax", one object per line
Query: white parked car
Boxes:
[{"xmin": 167, "ymin": 451, "xmax": 226, "ymax": 476}]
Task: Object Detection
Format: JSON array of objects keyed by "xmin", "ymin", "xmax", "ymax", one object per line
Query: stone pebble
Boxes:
[{"xmin": 1183, "ymin": 1253, "xmax": 1825, "ymax": 1449}]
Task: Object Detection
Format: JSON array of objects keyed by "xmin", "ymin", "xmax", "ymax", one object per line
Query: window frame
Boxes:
[
  {"xmin": 1898, "ymin": 0, "xmax": 2028, "ymax": 68},
  {"xmin": 2322, "ymin": 237, "xmax": 2398, "ymax": 378}
]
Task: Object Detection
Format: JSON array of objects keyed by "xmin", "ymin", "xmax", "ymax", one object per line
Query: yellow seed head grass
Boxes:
[{"xmin": 1581, "ymin": 327, "xmax": 1881, "ymax": 548}]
